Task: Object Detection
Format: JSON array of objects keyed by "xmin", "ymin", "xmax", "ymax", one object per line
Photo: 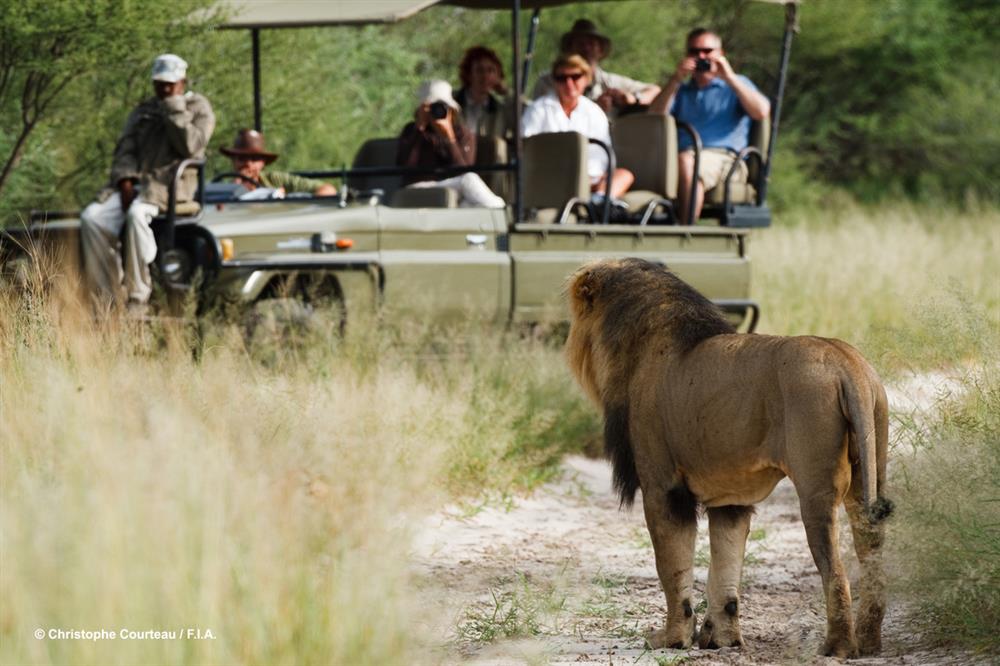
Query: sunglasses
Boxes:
[
  {"xmin": 687, "ymin": 46, "xmax": 718, "ymax": 56},
  {"xmin": 553, "ymin": 72, "xmax": 585, "ymax": 83}
]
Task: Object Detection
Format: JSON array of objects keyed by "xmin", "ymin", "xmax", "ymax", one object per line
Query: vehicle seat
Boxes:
[
  {"xmin": 476, "ymin": 135, "xmax": 510, "ymax": 202},
  {"xmin": 390, "ymin": 186, "xmax": 458, "ymax": 208},
  {"xmin": 612, "ymin": 113, "xmax": 677, "ymax": 213},
  {"xmin": 704, "ymin": 116, "xmax": 769, "ymax": 206},
  {"xmin": 393, "ymin": 136, "xmax": 507, "ymax": 208},
  {"xmin": 348, "ymin": 138, "xmax": 403, "ymax": 200},
  {"xmin": 172, "ymin": 201, "xmax": 202, "ymax": 217},
  {"xmin": 522, "ymin": 132, "xmax": 590, "ymax": 224}
]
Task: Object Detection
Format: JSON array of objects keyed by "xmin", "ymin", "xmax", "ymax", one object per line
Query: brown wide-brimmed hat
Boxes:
[
  {"xmin": 560, "ymin": 19, "xmax": 612, "ymax": 59},
  {"xmin": 219, "ymin": 128, "xmax": 278, "ymax": 164}
]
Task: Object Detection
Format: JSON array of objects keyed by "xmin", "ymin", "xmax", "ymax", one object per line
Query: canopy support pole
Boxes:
[
  {"xmin": 521, "ymin": 8, "xmax": 541, "ymax": 96},
  {"xmin": 252, "ymin": 28, "xmax": 262, "ymax": 131},
  {"xmin": 512, "ymin": 0, "xmax": 523, "ymax": 225},
  {"xmin": 759, "ymin": 1, "xmax": 797, "ymax": 205}
]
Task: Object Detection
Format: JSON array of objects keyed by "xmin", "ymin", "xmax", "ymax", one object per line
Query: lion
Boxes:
[{"xmin": 565, "ymin": 258, "xmax": 892, "ymax": 658}]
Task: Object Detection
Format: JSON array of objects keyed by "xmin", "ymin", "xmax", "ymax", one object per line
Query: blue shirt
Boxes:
[{"xmin": 670, "ymin": 75, "xmax": 760, "ymax": 152}]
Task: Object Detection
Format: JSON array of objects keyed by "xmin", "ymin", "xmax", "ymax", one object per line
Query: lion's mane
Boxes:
[{"xmin": 565, "ymin": 258, "xmax": 735, "ymax": 507}]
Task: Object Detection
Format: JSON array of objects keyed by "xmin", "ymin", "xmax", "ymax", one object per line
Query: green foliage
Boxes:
[
  {"xmin": 456, "ymin": 572, "xmax": 567, "ymax": 644},
  {"xmin": 763, "ymin": 0, "xmax": 999, "ymax": 204},
  {"xmin": 0, "ymin": 0, "xmax": 219, "ymax": 216},
  {"xmin": 2, "ymin": 1, "xmax": 997, "ymax": 217}
]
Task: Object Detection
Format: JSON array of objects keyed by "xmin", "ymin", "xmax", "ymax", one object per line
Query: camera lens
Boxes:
[
  {"xmin": 696, "ymin": 58, "xmax": 711, "ymax": 72},
  {"xmin": 430, "ymin": 101, "xmax": 448, "ymax": 119}
]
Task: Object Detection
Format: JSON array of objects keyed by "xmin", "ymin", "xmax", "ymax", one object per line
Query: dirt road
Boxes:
[{"xmin": 413, "ymin": 374, "xmax": 984, "ymax": 665}]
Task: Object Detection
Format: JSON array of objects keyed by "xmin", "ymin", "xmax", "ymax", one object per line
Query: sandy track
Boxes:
[{"xmin": 412, "ymin": 373, "xmax": 987, "ymax": 665}]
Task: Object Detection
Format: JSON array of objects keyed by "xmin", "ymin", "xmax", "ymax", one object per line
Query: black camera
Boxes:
[
  {"xmin": 695, "ymin": 58, "xmax": 711, "ymax": 72},
  {"xmin": 429, "ymin": 101, "xmax": 449, "ymax": 119}
]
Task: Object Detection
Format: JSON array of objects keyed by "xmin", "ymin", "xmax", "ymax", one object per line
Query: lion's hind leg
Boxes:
[
  {"xmin": 845, "ymin": 477, "xmax": 888, "ymax": 655},
  {"xmin": 798, "ymin": 486, "xmax": 859, "ymax": 659},
  {"xmin": 698, "ymin": 505, "xmax": 753, "ymax": 649},
  {"xmin": 643, "ymin": 484, "xmax": 698, "ymax": 650}
]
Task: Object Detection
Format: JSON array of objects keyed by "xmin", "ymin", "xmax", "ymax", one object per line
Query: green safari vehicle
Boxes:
[{"xmin": 2, "ymin": 0, "xmax": 800, "ymax": 332}]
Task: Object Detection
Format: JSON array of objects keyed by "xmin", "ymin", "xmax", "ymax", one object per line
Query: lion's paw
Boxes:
[
  {"xmin": 697, "ymin": 617, "xmax": 743, "ymax": 650},
  {"xmin": 820, "ymin": 636, "xmax": 859, "ymax": 659},
  {"xmin": 645, "ymin": 627, "xmax": 692, "ymax": 651},
  {"xmin": 857, "ymin": 626, "xmax": 882, "ymax": 655}
]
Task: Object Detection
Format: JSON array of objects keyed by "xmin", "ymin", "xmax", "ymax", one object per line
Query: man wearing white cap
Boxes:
[
  {"xmin": 395, "ymin": 79, "xmax": 505, "ymax": 208},
  {"xmin": 80, "ymin": 53, "xmax": 215, "ymax": 310}
]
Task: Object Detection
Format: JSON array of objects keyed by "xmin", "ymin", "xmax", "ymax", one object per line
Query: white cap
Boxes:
[
  {"xmin": 151, "ymin": 54, "xmax": 188, "ymax": 82},
  {"xmin": 417, "ymin": 79, "xmax": 460, "ymax": 111}
]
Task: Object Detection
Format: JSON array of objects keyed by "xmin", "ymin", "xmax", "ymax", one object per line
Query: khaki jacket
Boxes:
[{"xmin": 101, "ymin": 91, "xmax": 215, "ymax": 211}]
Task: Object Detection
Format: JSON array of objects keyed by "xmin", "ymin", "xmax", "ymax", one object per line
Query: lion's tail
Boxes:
[{"xmin": 840, "ymin": 366, "xmax": 894, "ymax": 524}]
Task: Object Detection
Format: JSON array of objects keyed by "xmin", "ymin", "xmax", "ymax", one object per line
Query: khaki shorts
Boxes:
[{"xmin": 682, "ymin": 148, "xmax": 748, "ymax": 191}]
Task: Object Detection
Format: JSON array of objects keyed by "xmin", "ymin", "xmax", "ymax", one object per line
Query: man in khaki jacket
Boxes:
[{"xmin": 80, "ymin": 53, "xmax": 215, "ymax": 309}]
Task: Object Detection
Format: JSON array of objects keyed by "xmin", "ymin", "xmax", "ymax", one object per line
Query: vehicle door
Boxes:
[{"xmin": 377, "ymin": 206, "xmax": 509, "ymax": 321}]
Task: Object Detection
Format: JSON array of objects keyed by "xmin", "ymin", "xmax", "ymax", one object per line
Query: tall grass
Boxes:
[
  {"xmin": 754, "ymin": 201, "xmax": 999, "ymax": 373},
  {"xmin": 1, "ymin": 202, "xmax": 997, "ymax": 662},
  {"xmin": 887, "ymin": 358, "xmax": 1000, "ymax": 651},
  {"xmin": 0, "ymin": 275, "xmax": 595, "ymax": 665}
]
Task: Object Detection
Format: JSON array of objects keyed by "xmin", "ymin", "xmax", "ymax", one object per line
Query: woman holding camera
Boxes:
[{"xmin": 395, "ymin": 80, "xmax": 505, "ymax": 208}]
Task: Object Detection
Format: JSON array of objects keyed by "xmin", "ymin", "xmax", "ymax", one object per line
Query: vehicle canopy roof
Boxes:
[{"xmin": 216, "ymin": 0, "xmax": 797, "ymax": 29}]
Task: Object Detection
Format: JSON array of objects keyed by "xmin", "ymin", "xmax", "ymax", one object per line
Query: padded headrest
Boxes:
[
  {"xmin": 522, "ymin": 132, "xmax": 590, "ymax": 211},
  {"xmin": 612, "ymin": 113, "xmax": 678, "ymax": 199}
]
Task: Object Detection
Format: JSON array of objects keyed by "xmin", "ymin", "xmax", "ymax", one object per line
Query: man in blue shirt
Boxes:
[{"xmin": 649, "ymin": 28, "xmax": 770, "ymax": 223}]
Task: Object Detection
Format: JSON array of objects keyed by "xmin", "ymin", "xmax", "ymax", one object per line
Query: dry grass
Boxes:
[
  {"xmin": 0, "ymin": 272, "xmax": 594, "ymax": 665},
  {"xmin": 887, "ymin": 359, "xmax": 1000, "ymax": 651},
  {"xmin": 754, "ymin": 201, "xmax": 999, "ymax": 374},
  {"xmin": 1, "ymin": 202, "xmax": 997, "ymax": 662}
]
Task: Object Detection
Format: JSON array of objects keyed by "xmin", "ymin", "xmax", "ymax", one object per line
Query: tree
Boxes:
[{"xmin": 0, "ymin": 0, "xmax": 218, "ymax": 199}]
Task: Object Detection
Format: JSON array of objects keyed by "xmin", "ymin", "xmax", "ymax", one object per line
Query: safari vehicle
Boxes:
[{"xmin": 1, "ymin": 0, "xmax": 799, "ymax": 332}]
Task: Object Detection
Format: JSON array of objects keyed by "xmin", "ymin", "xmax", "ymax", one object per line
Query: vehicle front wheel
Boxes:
[{"xmin": 244, "ymin": 273, "xmax": 346, "ymax": 349}]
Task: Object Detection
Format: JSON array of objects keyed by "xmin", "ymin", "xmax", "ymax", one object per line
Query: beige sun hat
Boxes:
[
  {"xmin": 417, "ymin": 79, "xmax": 460, "ymax": 111},
  {"xmin": 151, "ymin": 54, "xmax": 188, "ymax": 82}
]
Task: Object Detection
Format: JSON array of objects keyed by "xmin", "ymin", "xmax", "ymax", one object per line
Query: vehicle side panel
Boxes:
[
  {"xmin": 377, "ymin": 207, "xmax": 508, "ymax": 321},
  {"xmin": 508, "ymin": 224, "xmax": 751, "ymax": 322}
]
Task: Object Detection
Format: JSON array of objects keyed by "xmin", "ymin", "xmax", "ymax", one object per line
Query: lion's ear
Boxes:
[{"xmin": 573, "ymin": 270, "xmax": 599, "ymax": 309}]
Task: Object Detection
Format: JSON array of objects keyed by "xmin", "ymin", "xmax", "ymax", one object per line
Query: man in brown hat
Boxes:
[
  {"xmin": 80, "ymin": 53, "xmax": 215, "ymax": 311},
  {"xmin": 221, "ymin": 128, "xmax": 336, "ymax": 198},
  {"xmin": 532, "ymin": 18, "xmax": 660, "ymax": 115}
]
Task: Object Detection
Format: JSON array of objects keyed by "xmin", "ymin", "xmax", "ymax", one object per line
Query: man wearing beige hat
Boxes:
[
  {"xmin": 80, "ymin": 53, "xmax": 215, "ymax": 310},
  {"xmin": 532, "ymin": 19, "xmax": 660, "ymax": 115}
]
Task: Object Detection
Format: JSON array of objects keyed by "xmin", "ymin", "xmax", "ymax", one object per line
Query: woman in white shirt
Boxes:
[{"xmin": 522, "ymin": 54, "xmax": 634, "ymax": 200}]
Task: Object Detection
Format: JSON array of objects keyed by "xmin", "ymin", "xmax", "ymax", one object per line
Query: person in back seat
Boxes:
[
  {"xmin": 220, "ymin": 129, "xmax": 336, "ymax": 198},
  {"xmin": 648, "ymin": 28, "xmax": 770, "ymax": 223},
  {"xmin": 532, "ymin": 19, "xmax": 660, "ymax": 116},
  {"xmin": 395, "ymin": 80, "xmax": 505, "ymax": 208},
  {"xmin": 523, "ymin": 54, "xmax": 635, "ymax": 204},
  {"xmin": 454, "ymin": 46, "xmax": 512, "ymax": 140},
  {"xmin": 80, "ymin": 54, "xmax": 215, "ymax": 311}
]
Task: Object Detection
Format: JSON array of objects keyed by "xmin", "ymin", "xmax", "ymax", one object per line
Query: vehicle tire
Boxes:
[{"xmin": 244, "ymin": 273, "xmax": 346, "ymax": 348}]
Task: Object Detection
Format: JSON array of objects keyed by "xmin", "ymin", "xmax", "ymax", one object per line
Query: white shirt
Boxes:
[{"xmin": 522, "ymin": 93, "xmax": 612, "ymax": 181}]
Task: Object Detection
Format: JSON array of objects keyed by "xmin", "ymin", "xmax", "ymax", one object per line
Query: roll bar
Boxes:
[{"xmin": 758, "ymin": 1, "xmax": 798, "ymax": 205}]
